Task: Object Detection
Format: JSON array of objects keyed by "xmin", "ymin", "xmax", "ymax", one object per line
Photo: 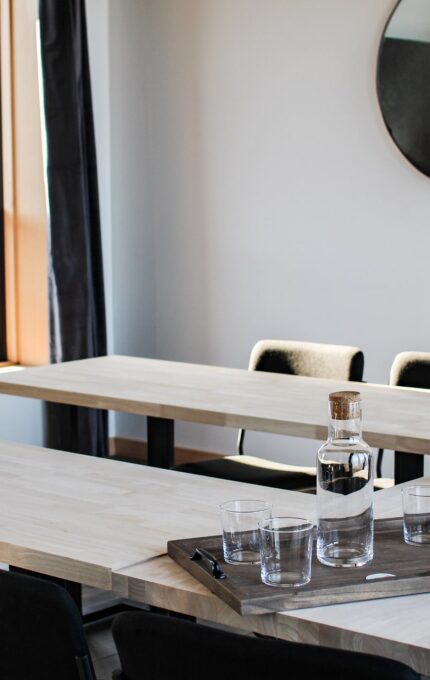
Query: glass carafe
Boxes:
[{"xmin": 317, "ymin": 391, "xmax": 374, "ymax": 567}]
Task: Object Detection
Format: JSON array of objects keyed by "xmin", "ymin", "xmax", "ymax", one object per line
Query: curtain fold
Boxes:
[{"xmin": 39, "ymin": 0, "xmax": 108, "ymax": 456}]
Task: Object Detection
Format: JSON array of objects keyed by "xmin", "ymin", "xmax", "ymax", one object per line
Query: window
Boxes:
[
  {"xmin": 0, "ymin": 0, "xmax": 49, "ymax": 366},
  {"xmin": 0, "ymin": 63, "xmax": 6, "ymax": 362}
]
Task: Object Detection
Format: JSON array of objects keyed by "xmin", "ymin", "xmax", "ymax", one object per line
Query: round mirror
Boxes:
[{"xmin": 377, "ymin": 0, "xmax": 430, "ymax": 177}]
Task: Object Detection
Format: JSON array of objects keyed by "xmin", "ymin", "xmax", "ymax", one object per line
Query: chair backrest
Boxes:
[
  {"xmin": 390, "ymin": 351, "xmax": 430, "ymax": 483},
  {"xmin": 112, "ymin": 610, "xmax": 418, "ymax": 680},
  {"xmin": 0, "ymin": 570, "xmax": 96, "ymax": 680},
  {"xmin": 238, "ymin": 339, "xmax": 364, "ymax": 453},
  {"xmin": 390, "ymin": 351, "xmax": 430, "ymax": 389},
  {"xmin": 249, "ymin": 339, "xmax": 364, "ymax": 380}
]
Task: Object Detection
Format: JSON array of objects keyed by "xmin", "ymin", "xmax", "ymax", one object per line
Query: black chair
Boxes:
[
  {"xmin": 174, "ymin": 339, "xmax": 365, "ymax": 491},
  {"xmin": 0, "ymin": 569, "xmax": 96, "ymax": 680},
  {"xmin": 389, "ymin": 351, "xmax": 430, "ymax": 484},
  {"xmin": 111, "ymin": 609, "xmax": 418, "ymax": 680}
]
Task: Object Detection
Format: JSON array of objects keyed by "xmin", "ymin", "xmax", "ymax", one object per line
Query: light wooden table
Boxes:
[
  {"xmin": 1, "ymin": 441, "xmax": 429, "ymax": 675},
  {"xmin": 0, "ymin": 355, "xmax": 430, "ymax": 476},
  {"xmin": 0, "ymin": 441, "xmax": 314, "ymax": 589}
]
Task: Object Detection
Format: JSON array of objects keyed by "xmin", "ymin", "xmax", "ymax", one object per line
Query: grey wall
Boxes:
[{"xmin": 87, "ymin": 0, "xmax": 430, "ymax": 473}]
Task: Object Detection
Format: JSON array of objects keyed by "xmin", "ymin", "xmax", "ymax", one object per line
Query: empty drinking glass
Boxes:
[
  {"xmin": 259, "ymin": 516, "xmax": 313, "ymax": 587},
  {"xmin": 220, "ymin": 499, "xmax": 272, "ymax": 565},
  {"xmin": 402, "ymin": 485, "xmax": 430, "ymax": 545}
]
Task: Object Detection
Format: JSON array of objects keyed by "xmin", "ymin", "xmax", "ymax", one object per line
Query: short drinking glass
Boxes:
[
  {"xmin": 402, "ymin": 485, "xmax": 430, "ymax": 545},
  {"xmin": 259, "ymin": 516, "xmax": 313, "ymax": 587},
  {"xmin": 220, "ymin": 499, "xmax": 272, "ymax": 565}
]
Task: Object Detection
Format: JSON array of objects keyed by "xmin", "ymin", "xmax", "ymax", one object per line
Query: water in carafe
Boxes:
[{"xmin": 317, "ymin": 391, "xmax": 374, "ymax": 567}]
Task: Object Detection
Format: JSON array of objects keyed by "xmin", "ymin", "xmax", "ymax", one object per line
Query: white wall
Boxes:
[
  {"xmin": 86, "ymin": 0, "xmax": 113, "ymax": 351},
  {"xmin": 87, "ymin": 0, "xmax": 156, "ymax": 440},
  {"xmin": 88, "ymin": 0, "xmax": 430, "ymax": 474},
  {"xmin": 0, "ymin": 394, "xmax": 43, "ymax": 446}
]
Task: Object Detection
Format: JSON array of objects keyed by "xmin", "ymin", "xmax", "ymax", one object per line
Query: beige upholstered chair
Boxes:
[
  {"xmin": 174, "ymin": 340, "xmax": 365, "ymax": 492},
  {"xmin": 390, "ymin": 351, "xmax": 430, "ymax": 484}
]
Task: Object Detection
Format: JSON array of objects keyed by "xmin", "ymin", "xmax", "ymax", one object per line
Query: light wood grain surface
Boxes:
[
  {"xmin": 114, "ymin": 470, "xmax": 430, "ymax": 677},
  {"xmin": 1, "ymin": 440, "xmax": 429, "ymax": 674},
  {"xmin": 115, "ymin": 481, "xmax": 430, "ymax": 677},
  {"xmin": 1, "ymin": 356, "xmax": 430, "ymax": 455},
  {"xmin": 0, "ymin": 441, "xmax": 313, "ymax": 589}
]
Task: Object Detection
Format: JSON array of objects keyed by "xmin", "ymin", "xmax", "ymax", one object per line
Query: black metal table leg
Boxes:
[
  {"xmin": 147, "ymin": 417, "xmax": 174, "ymax": 468},
  {"xmin": 394, "ymin": 451, "xmax": 424, "ymax": 484}
]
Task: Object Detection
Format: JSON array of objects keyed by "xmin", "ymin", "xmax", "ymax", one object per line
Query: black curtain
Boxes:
[{"xmin": 39, "ymin": 0, "xmax": 108, "ymax": 457}]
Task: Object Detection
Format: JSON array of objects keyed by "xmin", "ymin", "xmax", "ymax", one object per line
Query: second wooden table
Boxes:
[{"xmin": 0, "ymin": 355, "xmax": 429, "ymax": 470}]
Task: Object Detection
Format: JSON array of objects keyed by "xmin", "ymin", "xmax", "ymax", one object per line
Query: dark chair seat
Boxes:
[
  {"xmin": 177, "ymin": 454, "xmax": 317, "ymax": 491},
  {"xmin": 177, "ymin": 455, "xmax": 392, "ymax": 491}
]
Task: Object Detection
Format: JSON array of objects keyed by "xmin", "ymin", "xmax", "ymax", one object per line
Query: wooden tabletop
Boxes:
[
  {"xmin": 1, "ymin": 441, "xmax": 428, "ymax": 674},
  {"xmin": 113, "ymin": 480, "xmax": 430, "ymax": 676},
  {"xmin": 1, "ymin": 355, "xmax": 430, "ymax": 454},
  {"xmin": 0, "ymin": 441, "xmax": 313, "ymax": 589}
]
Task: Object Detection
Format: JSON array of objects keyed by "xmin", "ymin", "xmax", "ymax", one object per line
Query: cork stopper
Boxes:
[{"xmin": 329, "ymin": 391, "xmax": 361, "ymax": 420}]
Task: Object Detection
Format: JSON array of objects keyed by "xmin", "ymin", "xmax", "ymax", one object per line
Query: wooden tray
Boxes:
[{"xmin": 167, "ymin": 518, "xmax": 430, "ymax": 615}]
